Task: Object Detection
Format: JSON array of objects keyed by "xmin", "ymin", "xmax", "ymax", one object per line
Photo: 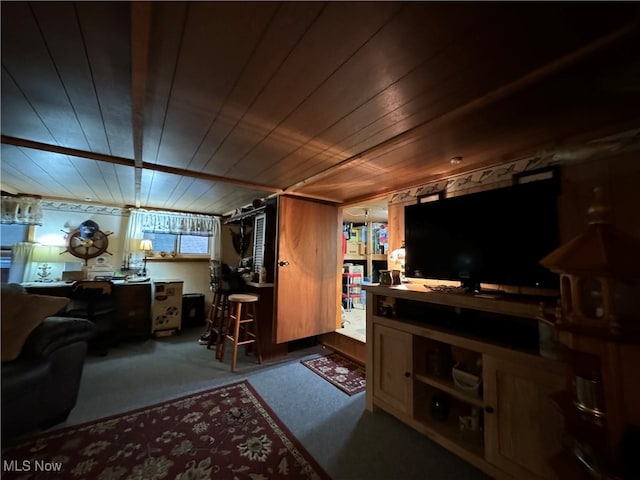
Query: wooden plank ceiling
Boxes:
[{"xmin": 2, "ymin": 2, "xmax": 639, "ymax": 216}]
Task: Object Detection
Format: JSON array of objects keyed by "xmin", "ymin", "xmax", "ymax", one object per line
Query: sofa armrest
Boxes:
[{"xmin": 20, "ymin": 316, "xmax": 96, "ymax": 358}]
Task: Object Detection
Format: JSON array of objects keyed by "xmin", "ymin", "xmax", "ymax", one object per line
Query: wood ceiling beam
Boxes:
[
  {"xmin": 130, "ymin": 2, "xmax": 152, "ymax": 207},
  {"xmin": 0, "ymin": 135, "xmax": 283, "ymax": 193},
  {"xmin": 284, "ymin": 19, "xmax": 640, "ymax": 194}
]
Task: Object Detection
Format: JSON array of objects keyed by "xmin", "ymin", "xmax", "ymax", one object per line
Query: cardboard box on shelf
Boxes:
[
  {"xmin": 345, "ymin": 264, "xmax": 364, "ymax": 276},
  {"xmin": 346, "ymin": 242, "xmax": 359, "ymax": 255}
]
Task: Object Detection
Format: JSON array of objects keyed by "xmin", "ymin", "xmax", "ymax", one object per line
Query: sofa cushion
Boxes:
[{"xmin": 1, "ymin": 287, "xmax": 70, "ymax": 362}]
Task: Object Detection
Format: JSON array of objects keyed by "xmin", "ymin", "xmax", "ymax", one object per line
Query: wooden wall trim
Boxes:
[
  {"xmin": 41, "ymin": 200, "xmax": 129, "ymax": 216},
  {"xmin": 389, "ymin": 128, "xmax": 640, "ymax": 205}
]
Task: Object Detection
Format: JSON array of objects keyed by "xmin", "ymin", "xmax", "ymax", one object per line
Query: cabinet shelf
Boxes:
[
  {"xmin": 342, "ymin": 294, "xmax": 362, "ymax": 303},
  {"xmin": 343, "ymin": 272, "xmax": 363, "ymax": 311},
  {"xmin": 366, "ymin": 283, "xmax": 551, "ymax": 320},
  {"xmin": 414, "ymin": 373, "xmax": 484, "ymax": 409},
  {"xmin": 413, "ymin": 394, "xmax": 485, "ymax": 459},
  {"xmin": 343, "ymin": 221, "xmax": 388, "ymax": 277},
  {"xmin": 344, "ymin": 253, "xmax": 388, "ymax": 262}
]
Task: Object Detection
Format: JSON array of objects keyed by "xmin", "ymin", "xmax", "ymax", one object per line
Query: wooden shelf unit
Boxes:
[
  {"xmin": 365, "ymin": 283, "xmax": 567, "ymax": 479},
  {"xmin": 342, "ymin": 272, "xmax": 363, "ymax": 311},
  {"xmin": 414, "ymin": 372, "xmax": 485, "ymax": 409},
  {"xmin": 343, "ymin": 221, "xmax": 388, "ymax": 277}
]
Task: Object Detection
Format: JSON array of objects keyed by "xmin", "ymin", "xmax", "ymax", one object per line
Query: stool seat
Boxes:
[{"xmin": 228, "ymin": 293, "xmax": 258, "ymax": 303}]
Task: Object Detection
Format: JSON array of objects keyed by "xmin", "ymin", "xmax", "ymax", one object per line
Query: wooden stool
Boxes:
[
  {"xmin": 219, "ymin": 293, "xmax": 262, "ymax": 372},
  {"xmin": 205, "ymin": 290, "xmax": 229, "ymax": 358}
]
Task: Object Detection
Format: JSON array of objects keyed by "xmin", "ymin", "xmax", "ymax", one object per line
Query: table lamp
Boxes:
[
  {"xmin": 139, "ymin": 239, "xmax": 153, "ymax": 276},
  {"xmin": 390, "ymin": 242, "xmax": 406, "ymax": 280},
  {"xmin": 31, "ymin": 245, "xmax": 63, "ymax": 281}
]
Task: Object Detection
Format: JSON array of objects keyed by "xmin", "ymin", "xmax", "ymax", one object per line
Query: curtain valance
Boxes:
[
  {"xmin": 124, "ymin": 209, "xmax": 221, "ymax": 260},
  {"xmin": 137, "ymin": 209, "xmax": 215, "ymax": 236},
  {"xmin": 1, "ymin": 196, "xmax": 43, "ymax": 225}
]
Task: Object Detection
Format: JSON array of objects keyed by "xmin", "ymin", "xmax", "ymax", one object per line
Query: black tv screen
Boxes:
[{"xmin": 404, "ymin": 178, "xmax": 560, "ymax": 291}]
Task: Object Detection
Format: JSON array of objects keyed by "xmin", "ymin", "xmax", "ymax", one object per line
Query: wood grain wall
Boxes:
[{"xmin": 387, "ymin": 151, "xmax": 640, "ymax": 277}]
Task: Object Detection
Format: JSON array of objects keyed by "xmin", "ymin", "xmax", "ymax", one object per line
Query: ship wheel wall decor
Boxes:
[{"xmin": 63, "ymin": 222, "xmax": 113, "ymax": 265}]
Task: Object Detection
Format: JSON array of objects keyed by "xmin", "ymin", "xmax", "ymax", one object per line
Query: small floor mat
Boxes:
[{"xmin": 301, "ymin": 352, "xmax": 366, "ymax": 396}]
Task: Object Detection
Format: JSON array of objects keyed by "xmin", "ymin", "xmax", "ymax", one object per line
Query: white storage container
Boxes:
[
  {"xmin": 151, "ymin": 279, "xmax": 183, "ymax": 335},
  {"xmin": 452, "ymin": 363, "xmax": 482, "ymax": 398}
]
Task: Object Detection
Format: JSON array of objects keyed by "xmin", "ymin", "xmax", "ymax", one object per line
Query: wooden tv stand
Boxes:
[{"xmin": 364, "ymin": 284, "xmax": 567, "ymax": 479}]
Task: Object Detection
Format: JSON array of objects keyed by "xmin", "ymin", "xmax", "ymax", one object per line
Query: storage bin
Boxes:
[{"xmin": 182, "ymin": 293, "xmax": 205, "ymax": 328}]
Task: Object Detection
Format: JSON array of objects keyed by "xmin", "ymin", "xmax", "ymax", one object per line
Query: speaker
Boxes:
[{"xmin": 182, "ymin": 293, "xmax": 205, "ymax": 328}]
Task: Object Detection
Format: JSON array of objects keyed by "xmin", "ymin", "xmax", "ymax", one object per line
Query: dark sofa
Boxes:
[{"xmin": 1, "ymin": 284, "xmax": 96, "ymax": 441}]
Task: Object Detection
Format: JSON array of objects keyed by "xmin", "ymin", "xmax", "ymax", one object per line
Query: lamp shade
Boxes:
[
  {"xmin": 139, "ymin": 239, "xmax": 153, "ymax": 253},
  {"xmin": 390, "ymin": 247, "xmax": 406, "ymax": 263}
]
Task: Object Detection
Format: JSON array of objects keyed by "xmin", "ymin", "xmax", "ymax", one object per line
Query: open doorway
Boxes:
[{"xmin": 339, "ymin": 199, "xmax": 388, "ymax": 343}]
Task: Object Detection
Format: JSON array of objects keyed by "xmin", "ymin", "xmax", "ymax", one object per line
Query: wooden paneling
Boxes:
[
  {"xmin": 275, "ymin": 195, "xmax": 339, "ymax": 343},
  {"xmin": 387, "ymin": 200, "xmax": 410, "ymax": 271},
  {"xmin": 295, "ymin": 51, "xmax": 640, "ymax": 202},
  {"xmin": 373, "ymin": 323, "xmax": 413, "ymax": 415},
  {"xmin": 2, "ymin": 2, "xmax": 639, "ymax": 215},
  {"xmin": 148, "ymin": 3, "xmax": 279, "ymax": 172},
  {"xmin": 319, "ymin": 331, "xmax": 366, "ymax": 366},
  {"xmin": 1, "ymin": 3, "xmax": 84, "ymax": 147},
  {"xmin": 557, "ymin": 151, "xmax": 640, "ymax": 243},
  {"xmin": 75, "ymin": 3, "xmax": 133, "ymax": 158},
  {"xmin": 484, "ymin": 355, "xmax": 566, "ymax": 479}
]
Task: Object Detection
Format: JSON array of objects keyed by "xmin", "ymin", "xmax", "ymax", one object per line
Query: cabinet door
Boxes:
[
  {"xmin": 113, "ymin": 283, "xmax": 151, "ymax": 339},
  {"xmin": 373, "ymin": 323, "xmax": 413, "ymax": 416},
  {"xmin": 275, "ymin": 195, "xmax": 339, "ymax": 343},
  {"xmin": 484, "ymin": 355, "xmax": 566, "ymax": 480}
]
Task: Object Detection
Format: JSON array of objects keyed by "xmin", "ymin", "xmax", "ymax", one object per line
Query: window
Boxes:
[
  {"xmin": 0, "ymin": 249, "xmax": 12, "ymax": 283},
  {"xmin": 179, "ymin": 235, "xmax": 209, "ymax": 254},
  {"xmin": 1, "ymin": 224, "xmax": 30, "ymax": 246},
  {"xmin": 142, "ymin": 232, "xmax": 209, "ymax": 256},
  {"xmin": 1, "ymin": 224, "xmax": 30, "ymax": 282}
]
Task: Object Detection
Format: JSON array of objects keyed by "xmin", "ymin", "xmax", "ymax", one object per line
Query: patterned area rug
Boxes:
[
  {"xmin": 1, "ymin": 381, "xmax": 329, "ymax": 480},
  {"xmin": 301, "ymin": 353, "xmax": 366, "ymax": 396}
]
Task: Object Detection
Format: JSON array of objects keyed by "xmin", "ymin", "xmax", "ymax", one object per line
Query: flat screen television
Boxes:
[{"xmin": 404, "ymin": 177, "xmax": 560, "ymax": 292}]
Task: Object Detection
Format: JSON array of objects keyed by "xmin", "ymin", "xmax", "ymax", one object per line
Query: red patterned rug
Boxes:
[
  {"xmin": 301, "ymin": 353, "xmax": 366, "ymax": 396},
  {"xmin": 1, "ymin": 381, "xmax": 330, "ymax": 480}
]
